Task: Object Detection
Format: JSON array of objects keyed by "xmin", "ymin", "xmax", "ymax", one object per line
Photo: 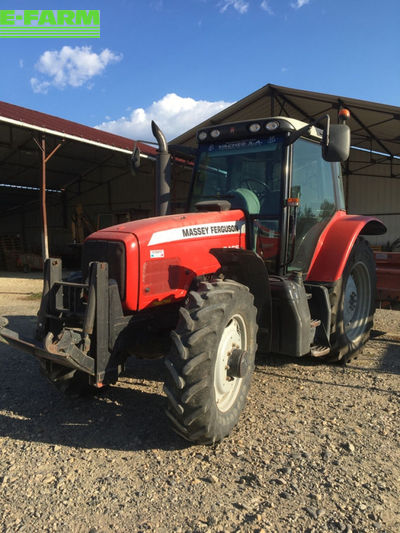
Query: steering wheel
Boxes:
[{"xmin": 243, "ymin": 178, "xmax": 271, "ymax": 199}]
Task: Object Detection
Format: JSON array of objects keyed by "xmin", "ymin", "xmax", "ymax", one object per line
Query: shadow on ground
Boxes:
[
  {"xmin": 0, "ymin": 314, "xmax": 188, "ymax": 453},
  {"xmin": 255, "ymin": 332, "xmax": 400, "ymax": 393},
  {"xmin": 369, "ymin": 329, "xmax": 400, "ymax": 376},
  {"xmin": 256, "ymin": 328, "xmax": 400, "ymax": 377},
  {"xmin": 1, "ymin": 313, "xmax": 399, "ymax": 454}
]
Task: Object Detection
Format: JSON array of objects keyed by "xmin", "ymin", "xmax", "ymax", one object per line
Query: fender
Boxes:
[
  {"xmin": 306, "ymin": 211, "xmax": 386, "ymax": 283},
  {"xmin": 210, "ymin": 248, "xmax": 272, "ymax": 352}
]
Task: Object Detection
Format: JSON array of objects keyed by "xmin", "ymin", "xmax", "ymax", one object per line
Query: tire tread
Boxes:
[{"xmin": 164, "ymin": 279, "xmax": 257, "ymax": 444}]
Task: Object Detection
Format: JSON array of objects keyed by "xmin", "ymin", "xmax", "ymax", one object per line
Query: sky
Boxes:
[{"xmin": 0, "ymin": 1, "xmax": 399, "ymax": 141}]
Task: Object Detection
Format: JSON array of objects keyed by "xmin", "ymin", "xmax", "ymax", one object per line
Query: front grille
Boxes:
[
  {"xmin": 60, "ymin": 281, "xmax": 86, "ymax": 315},
  {"xmin": 82, "ymin": 240, "xmax": 126, "ymax": 299}
]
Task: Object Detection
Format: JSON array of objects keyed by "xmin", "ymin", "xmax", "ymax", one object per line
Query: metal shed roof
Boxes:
[
  {"xmin": 0, "ymin": 101, "xmax": 156, "ymax": 215},
  {"xmin": 0, "ymin": 100, "xmax": 156, "ymax": 157},
  {"xmin": 172, "ymin": 84, "xmax": 400, "ymax": 183}
]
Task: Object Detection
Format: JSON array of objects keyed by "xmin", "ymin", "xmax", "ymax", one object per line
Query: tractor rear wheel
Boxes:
[
  {"xmin": 164, "ymin": 279, "xmax": 258, "ymax": 444},
  {"xmin": 328, "ymin": 238, "xmax": 375, "ymax": 363}
]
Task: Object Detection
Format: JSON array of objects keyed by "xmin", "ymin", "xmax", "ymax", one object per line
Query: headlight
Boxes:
[
  {"xmin": 210, "ymin": 129, "xmax": 220, "ymax": 139},
  {"xmin": 266, "ymin": 121, "xmax": 280, "ymax": 131},
  {"xmin": 198, "ymin": 131, "xmax": 208, "ymax": 141},
  {"xmin": 249, "ymin": 123, "xmax": 261, "ymax": 133}
]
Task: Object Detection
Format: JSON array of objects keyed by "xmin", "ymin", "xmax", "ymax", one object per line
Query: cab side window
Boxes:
[{"xmin": 290, "ymin": 139, "xmax": 336, "ymax": 272}]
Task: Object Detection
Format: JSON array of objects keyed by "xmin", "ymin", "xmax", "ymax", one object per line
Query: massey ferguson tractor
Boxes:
[{"xmin": 0, "ymin": 110, "xmax": 386, "ymax": 444}]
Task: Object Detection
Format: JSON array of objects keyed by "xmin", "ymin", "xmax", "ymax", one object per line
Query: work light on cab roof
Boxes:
[
  {"xmin": 249, "ymin": 122, "xmax": 261, "ymax": 133},
  {"xmin": 266, "ymin": 120, "xmax": 280, "ymax": 131}
]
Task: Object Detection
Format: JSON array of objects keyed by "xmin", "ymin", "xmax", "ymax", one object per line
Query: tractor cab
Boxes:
[{"xmin": 189, "ymin": 116, "xmax": 348, "ymax": 277}]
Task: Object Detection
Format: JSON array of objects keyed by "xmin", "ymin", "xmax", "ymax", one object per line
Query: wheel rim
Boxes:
[
  {"xmin": 343, "ymin": 261, "xmax": 371, "ymax": 343},
  {"xmin": 214, "ymin": 314, "xmax": 247, "ymax": 413}
]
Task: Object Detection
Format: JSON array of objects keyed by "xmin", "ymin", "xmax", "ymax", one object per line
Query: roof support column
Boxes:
[
  {"xmin": 40, "ymin": 136, "xmax": 49, "ymax": 261},
  {"xmin": 33, "ymin": 135, "xmax": 64, "ymax": 262}
]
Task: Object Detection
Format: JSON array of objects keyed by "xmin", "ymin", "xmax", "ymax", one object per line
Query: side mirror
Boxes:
[
  {"xmin": 322, "ymin": 124, "xmax": 350, "ymax": 162},
  {"xmin": 130, "ymin": 145, "xmax": 141, "ymax": 174}
]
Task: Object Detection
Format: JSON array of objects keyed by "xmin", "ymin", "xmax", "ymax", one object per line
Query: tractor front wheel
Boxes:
[{"xmin": 164, "ymin": 280, "xmax": 258, "ymax": 444}]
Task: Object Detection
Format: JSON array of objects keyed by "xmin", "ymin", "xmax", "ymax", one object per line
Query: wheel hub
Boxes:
[
  {"xmin": 227, "ymin": 349, "xmax": 249, "ymax": 379},
  {"xmin": 343, "ymin": 261, "xmax": 371, "ymax": 343},
  {"xmin": 214, "ymin": 315, "xmax": 247, "ymax": 413}
]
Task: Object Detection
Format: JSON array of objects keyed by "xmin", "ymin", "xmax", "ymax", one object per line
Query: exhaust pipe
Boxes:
[{"xmin": 152, "ymin": 121, "xmax": 171, "ymax": 216}]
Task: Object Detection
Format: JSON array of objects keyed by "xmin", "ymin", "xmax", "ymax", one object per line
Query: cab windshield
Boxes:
[{"xmin": 190, "ymin": 136, "xmax": 285, "ymax": 215}]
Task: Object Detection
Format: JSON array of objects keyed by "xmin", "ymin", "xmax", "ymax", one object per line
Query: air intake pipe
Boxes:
[{"xmin": 152, "ymin": 120, "xmax": 171, "ymax": 216}]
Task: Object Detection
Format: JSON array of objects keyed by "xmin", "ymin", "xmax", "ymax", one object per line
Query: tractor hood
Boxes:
[
  {"xmin": 87, "ymin": 210, "xmax": 246, "ymax": 248},
  {"xmin": 85, "ymin": 210, "xmax": 247, "ymax": 311}
]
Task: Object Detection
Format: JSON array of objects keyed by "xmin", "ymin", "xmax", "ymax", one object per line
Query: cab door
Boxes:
[{"xmin": 288, "ymin": 138, "xmax": 343, "ymax": 274}]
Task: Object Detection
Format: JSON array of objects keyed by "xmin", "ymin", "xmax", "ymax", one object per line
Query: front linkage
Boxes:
[{"xmin": 0, "ymin": 258, "xmax": 127, "ymax": 389}]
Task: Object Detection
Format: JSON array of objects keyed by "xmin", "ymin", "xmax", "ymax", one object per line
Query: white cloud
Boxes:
[
  {"xmin": 219, "ymin": 0, "xmax": 249, "ymax": 14},
  {"xmin": 291, "ymin": 0, "xmax": 310, "ymax": 8},
  {"xmin": 260, "ymin": 0, "xmax": 273, "ymax": 14},
  {"xmin": 30, "ymin": 46, "xmax": 122, "ymax": 94},
  {"xmin": 31, "ymin": 78, "xmax": 51, "ymax": 94},
  {"xmin": 95, "ymin": 93, "xmax": 233, "ymax": 141},
  {"xmin": 19, "ymin": 59, "xmax": 24, "ymax": 68}
]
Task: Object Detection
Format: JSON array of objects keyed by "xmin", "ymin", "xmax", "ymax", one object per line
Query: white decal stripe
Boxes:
[{"xmin": 148, "ymin": 221, "xmax": 245, "ymax": 246}]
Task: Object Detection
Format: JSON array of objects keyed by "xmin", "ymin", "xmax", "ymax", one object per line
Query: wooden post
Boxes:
[
  {"xmin": 33, "ymin": 135, "xmax": 64, "ymax": 263},
  {"xmin": 41, "ymin": 135, "xmax": 49, "ymax": 261}
]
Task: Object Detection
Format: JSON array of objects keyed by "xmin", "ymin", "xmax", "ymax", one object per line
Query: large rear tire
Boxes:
[
  {"xmin": 164, "ymin": 280, "xmax": 258, "ymax": 444},
  {"xmin": 329, "ymin": 238, "xmax": 375, "ymax": 363}
]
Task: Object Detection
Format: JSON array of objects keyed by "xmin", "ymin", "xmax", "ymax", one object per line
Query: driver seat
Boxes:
[{"xmin": 228, "ymin": 188, "xmax": 260, "ymax": 215}]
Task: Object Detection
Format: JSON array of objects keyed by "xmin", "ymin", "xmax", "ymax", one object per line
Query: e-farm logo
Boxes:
[{"xmin": 0, "ymin": 10, "xmax": 100, "ymax": 38}]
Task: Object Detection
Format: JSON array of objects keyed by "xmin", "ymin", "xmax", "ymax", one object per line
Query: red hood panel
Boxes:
[
  {"xmin": 90, "ymin": 211, "xmax": 245, "ymax": 243},
  {"xmin": 87, "ymin": 210, "xmax": 247, "ymax": 311}
]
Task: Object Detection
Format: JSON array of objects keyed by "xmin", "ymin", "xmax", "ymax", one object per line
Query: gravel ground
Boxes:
[{"xmin": 0, "ymin": 272, "xmax": 399, "ymax": 533}]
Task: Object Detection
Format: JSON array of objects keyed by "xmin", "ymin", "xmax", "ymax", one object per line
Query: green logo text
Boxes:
[{"xmin": 0, "ymin": 10, "xmax": 100, "ymax": 38}]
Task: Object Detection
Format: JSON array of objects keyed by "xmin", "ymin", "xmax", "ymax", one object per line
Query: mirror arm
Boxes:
[
  {"xmin": 322, "ymin": 114, "xmax": 330, "ymax": 148},
  {"xmin": 286, "ymin": 113, "xmax": 331, "ymax": 147},
  {"xmin": 286, "ymin": 124, "xmax": 311, "ymax": 146},
  {"xmin": 167, "ymin": 144, "xmax": 197, "ymax": 159}
]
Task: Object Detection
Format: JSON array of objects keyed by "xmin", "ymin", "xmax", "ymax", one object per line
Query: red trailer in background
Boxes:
[{"xmin": 375, "ymin": 251, "xmax": 400, "ymax": 306}]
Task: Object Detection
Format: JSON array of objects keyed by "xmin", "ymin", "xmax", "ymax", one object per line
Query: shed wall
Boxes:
[{"xmin": 346, "ymin": 174, "xmax": 400, "ymax": 247}]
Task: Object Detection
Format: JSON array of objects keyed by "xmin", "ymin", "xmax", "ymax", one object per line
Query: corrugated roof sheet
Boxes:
[{"xmin": 0, "ymin": 100, "xmax": 156, "ymax": 157}]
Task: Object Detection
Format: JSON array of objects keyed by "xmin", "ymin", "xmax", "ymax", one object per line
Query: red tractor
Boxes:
[{"xmin": 0, "ymin": 110, "xmax": 386, "ymax": 444}]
